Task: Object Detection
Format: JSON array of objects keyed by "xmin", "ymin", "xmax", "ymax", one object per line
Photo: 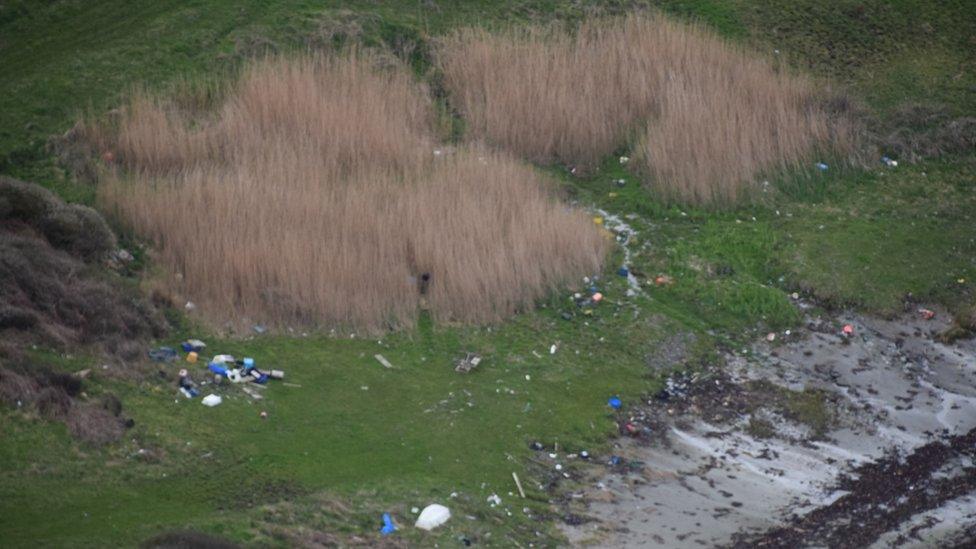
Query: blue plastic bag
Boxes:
[{"xmin": 380, "ymin": 513, "xmax": 396, "ymax": 535}]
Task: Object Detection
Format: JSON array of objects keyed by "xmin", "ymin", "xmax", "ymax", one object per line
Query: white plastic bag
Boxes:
[
  {"xmin": 201, "ymin": 394, "xmax": 222, "ymax": 407},
  {"xmin": 415, "ymin": 504, "xmax": 450, "ymax": 531}
]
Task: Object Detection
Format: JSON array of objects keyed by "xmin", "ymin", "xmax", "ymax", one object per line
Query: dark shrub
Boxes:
[
  {"xmin": 0, "ymin": 176, "xmax": 59, "ymax": 222},
  {"xmin": 0, "ymin": 306, "xmax": 39, "ymax": 330},
  {"xmin": 0, "ymin": 368, "xmax": 37, "ymax": 406},
  {"xmin": 0, "ymin": 232, "xmax": 167, "ymax": 348},
  {"xmin": 37, "ymin": 203, "xmax": 117, "ymax": 261},
  {"xmin": 43, "ymin": 370, "xmax": 83, "ymax": 397},
  {"xmin": 880, "ymin": 103, "xmax": 976, "ymax": 161},
  {"xmin": 65, "ymin": 402, "xmax": 126, "ymax": 445},
  {"xmin": 99, "ymin": 392, "xmax": 123, "ymax": 417},
  {"xmin": 36, "ymin": 386, "xmax": 72, "ymax": 418}
]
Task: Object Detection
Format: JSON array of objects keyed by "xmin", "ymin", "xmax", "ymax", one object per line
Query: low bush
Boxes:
[
  {"xmin": 0, "ymin": 176, "xmax": 116, "ymax": 261},
  {"xmin": 37, "ymin": 203, "xmax": 116, "ymax": 261}
]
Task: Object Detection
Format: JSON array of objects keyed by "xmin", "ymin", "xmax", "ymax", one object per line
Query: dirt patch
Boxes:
[
  {"xmin": 142, "ymin": 530, "xmax": 241, "ymax": 549},
  {"xmin": 216, "ymin": 478, "xmax": 307, "ymax": 512},
  {"xmin": 256, "ymin": 492, "xmax": 409, "ymax": 548},
  {"xmin": 560, "ymin": 307, "xmax": 976, "ymax": 547},
  {"xmin": 1, "ymin": 358, "xmax": 134, "ymax": 445},
  {"xmin": 642, "ymin": 366, "xmax": 836, "ymax": 439},
  {"xmin": 877, "ymin": 102, "xmax": 976, "ymax": 162},
  {"xmin": 645, "ymin": 331, "xmax": 697, "ymax": 371}
]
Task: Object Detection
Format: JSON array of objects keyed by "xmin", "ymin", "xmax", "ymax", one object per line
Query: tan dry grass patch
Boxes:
[
  {"xmin": 98, "ymin": 53, "xmax": 606, "ymax": 332},
  {"xmin": 437, "ymin": 14, "xmax": 860, "ymax": 205}
]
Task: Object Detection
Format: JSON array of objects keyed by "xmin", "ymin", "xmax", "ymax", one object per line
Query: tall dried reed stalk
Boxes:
[
  {"xmin": 99, "ymin": 53, "xmax": 606, "ymax": 332},
  {"xmin": 437, "ymin": 14, "xmax": 859, "ymax": 205}
]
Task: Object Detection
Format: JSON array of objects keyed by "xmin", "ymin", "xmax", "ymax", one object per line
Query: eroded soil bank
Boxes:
[{"xmin": 561, "ymin": 306, "xmax": 976, "ymax": 547}]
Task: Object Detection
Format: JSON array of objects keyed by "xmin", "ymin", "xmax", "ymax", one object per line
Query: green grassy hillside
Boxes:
[{"xmin": 1, "ymin": 1, "xmax": 973, "ymax": 546}]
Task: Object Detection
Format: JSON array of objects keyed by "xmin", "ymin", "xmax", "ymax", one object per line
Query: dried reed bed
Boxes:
[
  {"xmin": 437, "ymin": 14, "xmax": 859, "ymax": 205},
  {"xmin": 99, "ymin": 54, "xmax": 606, "ymax": 332}
]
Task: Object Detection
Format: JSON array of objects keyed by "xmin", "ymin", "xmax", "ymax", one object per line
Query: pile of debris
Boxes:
[
  {"xmin": 149, "ymin": 339, "xmax": 286, "ymax": 407},
  {"xmin": 454, "ymin": 352, "xmax": 482, "ymax": 374}
]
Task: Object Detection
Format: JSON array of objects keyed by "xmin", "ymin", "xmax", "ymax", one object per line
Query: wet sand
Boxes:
[{"xmin": 561, "ymin": 308, "xmax": 976, "ymax": 547}]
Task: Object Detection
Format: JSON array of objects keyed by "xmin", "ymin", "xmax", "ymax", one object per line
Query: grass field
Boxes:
[{"xmin": 1, "ymin": 0, "xmax": 974, "ymax": 546}]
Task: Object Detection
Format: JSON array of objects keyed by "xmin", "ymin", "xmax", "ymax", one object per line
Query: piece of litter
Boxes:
[
  {"xmin": 619, "ymin": 156, "xmax": 629, "ymax": 164},
  {"xmin": 380, "ymin": 513, "xmax": 397, "ymax": 536},
  {"xmin": 181, "ymin": 339, "xmax": 206, "ymax": 352},
  {"xmin": 487, "ymin": 494, "xmax": 502, "ymax": 506},
  {"xmin": 918, "ymin": 308, "xmax": 935, "ymax": 320},
  {"xmin": 512, "ymin": 472, "xmax": 526, "ymax": 498},
  {"xmin": 555, "ymin": 464, "xmax": 563, "ymax": 471},
  {"xmin": 374, "ymin": 354, "xmax": 393, "ymax": 369},
  {"xmin": 252, "ymin": 324, "xmax": 267, "ymax": 334},
  {"xmin": 766, "ymin": 332, "xmax": 776, "ymax": 342},
  {"xmin": 201, "ymin": 394, "xmax": 222, "ymax": 407},
  {"xmin": 842, "ymin": 324, "xmax": 855, "ymax": 336},
  {"xmin": 415, "ymin": 504, "xmax": 451, "ymax": 531},
  {"xmin": 411, "ymin": 507, "xmax": 420, "ymax": 514},
  {"xmin": 608, "ymin": 396, "xmax": 622, "ymax": 410},
  {"xmin": 455, "ymin": 353, "xmax": 482, "ymax": 373},
  {"xmin": 815, "ymin": 162, "xmax": 829, "ymax": 171},
  {"xmin": 525, "ymin": 375, "xmax": 531, "ymax": 381},
  {"xmin": 241, "ymin": 386, "xmax": 263, "ymax": 400},
  {"xmin": 259, "ymin": 410, "xmax": 268, "ymax": 419},
  {"xmin": 184, "ymin": 301, "xmax": 195, "ymax": 311},
  {"xmin": 549, "ymin": 344, "xmax": 557, "ymax": 355}
]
